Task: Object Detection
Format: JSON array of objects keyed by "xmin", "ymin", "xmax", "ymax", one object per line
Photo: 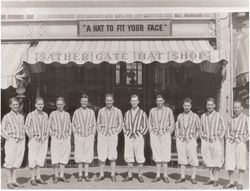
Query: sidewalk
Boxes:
[{"xmin": 1, "ymin": 166, "xmax": 249, "ymax": 189}]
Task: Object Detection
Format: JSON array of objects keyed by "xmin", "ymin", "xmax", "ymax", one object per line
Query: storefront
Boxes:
[{"xmin": 2, "ymin": 12, "xmax": 232, "ymax": 166}]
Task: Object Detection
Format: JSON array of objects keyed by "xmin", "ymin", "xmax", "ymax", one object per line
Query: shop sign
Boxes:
[
  {"xmin": 31, "ymin": 50, "xmax": 212, "ymax": 64},
  {"xmin": 78, "ymin": 19, "xmax": 172, "ymax": 38}
]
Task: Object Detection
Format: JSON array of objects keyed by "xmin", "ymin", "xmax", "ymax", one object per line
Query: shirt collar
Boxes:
[
  {"xmin": 206, "ymin": 110, "xmax": 215, "ymax": 116},
  {"xmin": 10, "ymin": 110, "xmax": 19, "ymax": 115},
  {"xmin": 34, "ymin": 109, "xmax": 44, "ymax": 115}
]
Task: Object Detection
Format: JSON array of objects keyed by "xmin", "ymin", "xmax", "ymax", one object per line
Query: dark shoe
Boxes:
[
  {"xmin": 175, "ymin": 178, "xmax": 185, "ymax": 183},
  {"xmin": 36, "ymin": 179, "xmax": 47, "ymax": 185},
  {"xmin": 84, "ymin": 176, "xmax": 90, "ymax": 182},
  {"xmin": 163, "ymin": 176, "xmax": 170, "ymax": 183},
  {"xmin": 30, "ymin": 179, "xmax": 38, "ymax": 186},
  {"xmin": 213, "ymin": 180, "xmax": 219, "ymax": 187},
  {"xmin": 7, "ymin": 183, "xmax": 15, "ymax": 189},
  {"xmin": 95, "ymin": 176, "xmax": 105, "ymax": 182},
  {"xmin": 111, "ymin": 176, "xmax": 116, "ymax": 182},
  {"xmin": 77, "ymin": 176, "xmax": 83, "ymax": 182},
  {"xmin": 138, "ymin": 176, "xmax": 144, "ymax": 183},
  {"xmin": 191, "ymin": 178, "xmax": 197, "ymax": 184},
  {"xmin": 53, "ymin": 177, "xmax": 59, "ymax": 184},
  {"xmin": 236, "ymin": 184, "xmax": 243, "ymax": 190},
  {"xmin": 223, "ymin": 183, "xmax": 235, "ymax": 189},
  {"xmin": 151, "ymin": 177, "xmax": 161, "ymax": 183},
  {"xmin": 122, "ymin": 176, "xmax": 133, "ymax": 182},
  {"xmin": 12, "ymin": 182, "xmax": 24, "ymax": 188},
  {"xmin": 203, "ymin": 180, "xmax": 214, "ymax": 185},
  {"xmin": 59, "ymin": 177, "xmax": 69, "ymax": 183}
]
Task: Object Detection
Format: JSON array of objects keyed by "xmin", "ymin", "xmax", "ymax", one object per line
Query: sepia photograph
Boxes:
[{"xmin": 1, "ymin": 0, "xmax": 249, "ymax": 190}]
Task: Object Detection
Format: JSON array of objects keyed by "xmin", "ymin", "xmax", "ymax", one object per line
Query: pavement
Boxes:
[{"xmin": 1, "ymin": 166, "xmax": 249, "ymax": 189}]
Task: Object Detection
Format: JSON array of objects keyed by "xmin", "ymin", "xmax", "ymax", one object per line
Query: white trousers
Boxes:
[
  {"xmin": 124, "ymin": 134, "xmax": 145, "ymax": 163},
  {"xmin": 28, "ymin": 138, "xmax": 48, "ymax": 168},
  {"xmin": 51, "ymin": 136, "xmax": 71, "ymax": 165},
  {"xmin": 201, "ymin": 139, "xmax": 224, "ymax": 168},
  {"xmin": 176, "ymin": 138, "xmax": 198, "ymax": 166},
  {"xmin": 97, "ymin": 133, "xmax": 118, "ymax": 162},
  {"xmin": 150, "ymin": 133, "xmax": 171, "ymax": 163},
  {"xmin": 225, "ymin": 141, "xmax": 247, "ymax": 171},
  {"xmin": 4, "ymin": 138, "xmax": 25, "ymax": 169},
  {"xmin": 74, "ymin": 134, "xmax": 95, "ymax": 163}
]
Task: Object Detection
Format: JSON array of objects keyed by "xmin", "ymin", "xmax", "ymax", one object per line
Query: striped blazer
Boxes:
[
  {"xmin": 227, "ymin": 113, "xmax": 249, "ymax": 143},
  {"xmin": 72, "ymin": 107, "xmax": 96, "ymax": 137},
  {"xmin": 175, "ymin": 111, "xmax": 201, "ymax": 141},
  {"xmin": 124, "ymin": 107, "xmax": 148, "ymax": 138},
  {"xmin": 200, "ymin": 110, "xmax": 226, "ymax": 143},
  {"xmin": 149, "ymin": 106, "xmax": 175, "ymax": 135},
  {"xmin": 97, "ymin": 106, "xmax": 123, "ymax": 136},
  {"xmin": 25, "ymin": 110, "xmax": 49, "ymax": 143},
  {"xmin": 1, "ymin": 111, "xmax": 25, "ymax": 141},
  {"xmin": 48, "ymin": 110, "xmax": 71, "ymax": 140}
]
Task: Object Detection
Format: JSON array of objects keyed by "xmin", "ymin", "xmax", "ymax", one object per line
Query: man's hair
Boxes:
[
  {"xmin": 80, "ymin": 93, "xmax": 88, "ymax": 99},
  {"xmin": 131, "ymin": 94, "xmax": 139, "ymax": 100},
  {"xmin": 234, "ymin": 100, "xmax": 242, "ymax": 106},
  {"xmin": 183, "ymin": 97, "xmax": 192, "ymax": 104},
  {"xmin": 156, "ymin": 94, "xmax": 165, "ymax": 100},
  {"xmin": 56, "ymin": 97, "xmax": 65, "ymax": 103},
  {"xmin": 9, "ymin": 97, "xmax": 18, "ymax": 105},
  {"xmin": 206, "ymin": 97, "xmax": 216, "ymax": 104},
  {"xmin": 105, "ymin": 93, "xmax": 114, "ymax": 99},
  {"xmin": 35, "ymin": 97, "xmax": 44, "ymax": 104}
]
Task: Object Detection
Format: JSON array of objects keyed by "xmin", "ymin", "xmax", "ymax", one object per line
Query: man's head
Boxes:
[
  {"xmin": 206, "ymin": 98, "xmax": 216, "ymax": 113},
  {"xmin": 156, "ymin": 95, "xmax": 165, "ymax": 108},
  {"xmin": 233, "ymin": 100, "xmax": 243, "ymax": 116},
  {"xmin": 130, "ymin": 94, "xmax": 139, "ymax": 108},
  {"xmin": 35, "ymin": 97, "xmax": 44, "ymax": 112},
  {"xmin": 56, "ymin": 97, "xmax": 65, "ymax": 112},
  {"xmin": 9, "ymin": 97, "xmax": 19, "ymax": 113},
  {"xmin": 183, "ymin": 97, "xmax": 192, "ymax": 113},
  {"xmin": 80, "ymin": 94, "xmax": 89, "ymax": 108},
  {"xmin": 105, "ymin": 93, "xmax": 114, "ymax": 108}
]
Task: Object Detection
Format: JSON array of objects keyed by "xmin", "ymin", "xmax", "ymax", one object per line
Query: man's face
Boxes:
[
  {"xmin": 156, "ymin": 98, "xmax": 165, "ymax": 108},
  {"xmin": 35, "ymin": 100, "xmax": 44, "ymax": 111},
  {"xmin": 183, "ymin": 102, "xmax": 192, "ymax": 113},
  {"xmin": 130, "ymin": 97, "xmax": 139, "ymax": 108},
  {"xmin": 233, "ymin": 102, "xmax": 242, "ymax": 116},
  {"xmin": 105, "ymin": 96, "xmax": 114, "ymax": 108},
  {"xmin": 10, "ymin": 101, "xmax": 19, "ymax": 112},
  {"xmin": 80, "ymin": 98, "xmax": 88, "ymax": 108},
  {"xmin": 56, "ymin": 100, "xmax": 65, "ymax": 111},
  {"xmin": 206, "ymin": 101, "xmax": 215, "ymax": 112}
]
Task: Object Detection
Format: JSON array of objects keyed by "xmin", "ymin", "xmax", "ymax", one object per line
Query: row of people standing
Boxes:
[{"xmin": 1, "ymin": 94, "xmax": 248, "ymax": 189}]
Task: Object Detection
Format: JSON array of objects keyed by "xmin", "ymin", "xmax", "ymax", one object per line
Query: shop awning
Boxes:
[
  {"xmin": 1, "ymin": 43, "xmax": 30, "ymax": 89},
  {"xmin": 25, "ymin": 40, "xmax": 228, "ymax": 65}
]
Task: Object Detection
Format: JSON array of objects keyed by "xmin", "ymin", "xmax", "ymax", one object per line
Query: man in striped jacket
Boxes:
[
  {"xmin": 25, "ymin": 97, "xmax": 49, "ymax": 186},
  {"xmin": 149, "ymin": 95, "xmax": 175, "ymax": 183},
  {"xmin": 175, "ymin": 98, "xmax": 201, "ymax": 184},
  {"xmin": 223, "ymin": 100, "xmax": 249, "ymax": 190},
  {"xmin": 72, "ymin": 94, "xmax": 96, "ymax": 182},
  {"xmin": 122, "ymin": 94, "xmax": 148, "ymax": 183},
  {"xmin": 95, "ymin": 94, "xmax": 123, "ymax": 182},
  {"xmin": 1, "ymin": 97, "xmax": 25, "ymax": 189},
  {"xmin": 201, "ymin": 98, "xmax": 226, "ymax": 187},
  {"xmin": 48, "ymin": 97, "xmax": 72, "ymax": 184}
]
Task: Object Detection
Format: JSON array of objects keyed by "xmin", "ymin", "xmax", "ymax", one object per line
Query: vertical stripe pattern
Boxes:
[
  {"xmin": 124, "ymin": 108, "xmax": 148, "ymax": 138},
  {"xmin": 48, "ymin": 110, "xmax": 71, "ymax": 139},
  {"xmin": 25, "ymin": 110, "xmax": 49, "ymax": 143},
  {"xmin": 149, "ymin": 106, "xmax": 175, "ymax": 135},
  {"xmin": 1, "ymin": 111, "xmax": 25, "ymax": 140},
  {"xmin": 175, "ymin": 111, "xmax": 201, "ymax": 141},
  {"xmin": 201, "ymin": 111, "xmax": 226, "ymax": 142},
  {"xmin": 227, "ymin": 113, "xmax": 249, "ymax": 142},
  {"xmin": 97, "ymin": 106, "xmax": 123, "ymax": 136},
  {"xmin": 72, "ymin": 107, "xmax": 96, "ymax": 137}
]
